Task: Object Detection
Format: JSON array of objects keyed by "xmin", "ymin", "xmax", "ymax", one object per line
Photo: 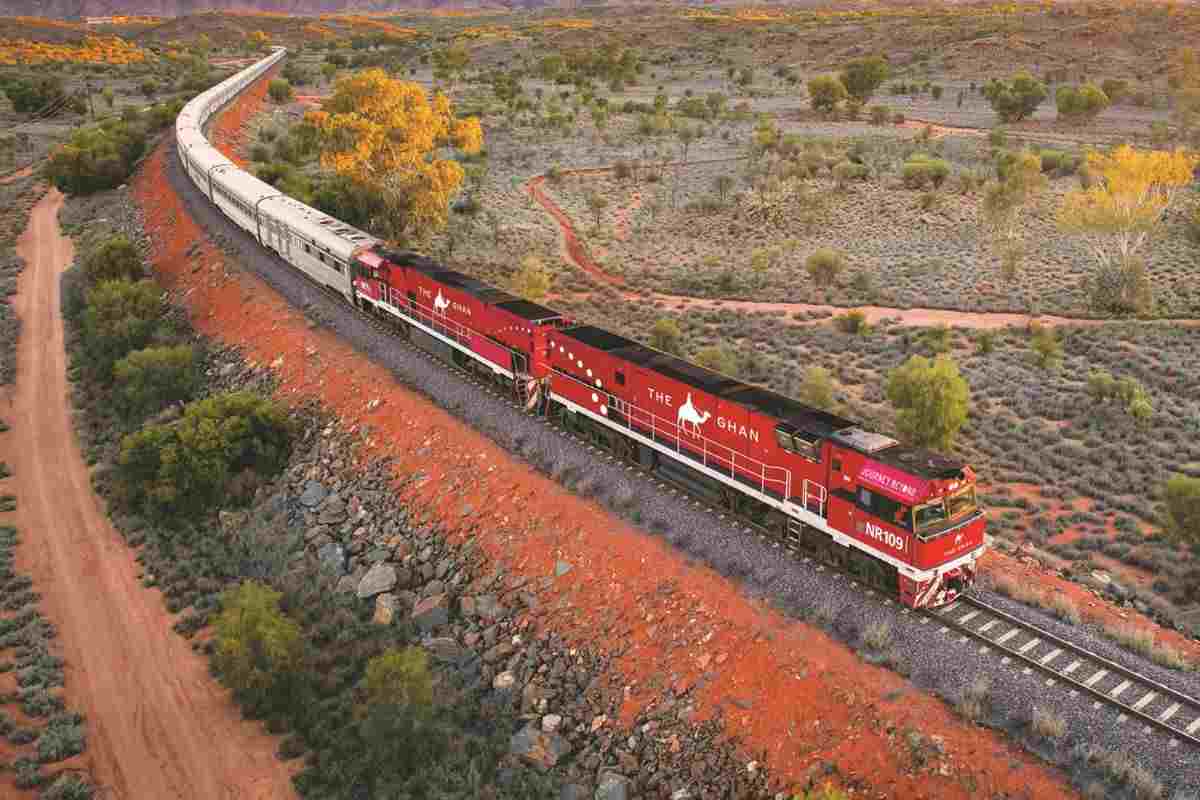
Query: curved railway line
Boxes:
[{"xmin": 929, "ymin": 595, "xmax": 1200, "ymax": 750}]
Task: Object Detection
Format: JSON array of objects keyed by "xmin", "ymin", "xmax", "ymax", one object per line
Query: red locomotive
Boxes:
[{"xmin": 351, "ymin": 248, "xmax": 984, "ymax": 609}]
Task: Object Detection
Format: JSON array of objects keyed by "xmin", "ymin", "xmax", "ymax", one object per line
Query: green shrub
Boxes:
[
  {"xmin": 40, "ymin": 773, "xmax": 95, "ymax": 800},
  {"xmin": 82, "ymin": 279, "xmax": 165, "ymax": 381},
  {"xmin": 901, "ymin": 154, "xmax": 950, "ymax": 189},
  {"xmin": 1029, "ymin": 323, "xmax": 1062, "ymax": 370},
  {"xmin": 1039, "ymin": 149, "xmax": 1080, "ymax": 174},
  {"xmin": 799, "ymin": 366, "xmax": 835, "ymax": 410},
  {"xmin": 693, "ymin": 344, "xmax": 738, "ymax": 377},
  {"xmin": 214, "ymin": 582, "xmax": 303, "ymax": 714},
  {"xmin": 1101, "ymin": 78, "xmax": 1129, "ymax": 104},
  {"xmin": 117, "ymin": 391, "xmax": 292, "ymax": 518},
  {"xmin": 807, "ymin": 74, "xmax": 848, "ymax": 113},
  {"xmin": 113, "ymin": 344, "xmax": 200, "ymax": 421},
  {"xmin": 868, "ymin": 104, "xmax": 890, "ymax": 125},
  {"xmin": 805, "ymin": 248, "xmax": 845, "ymax": 287},
  {"xmin": 45, "ymin": 104, "xmax": 180, "ymax": 196},
  {"xmin": 833, "ymin": 310, "xmax": 869, "ymax": 335},
  {"xmin": 267, "ymin": 78, "xmax": 294, "ymax": 104},
  {"xmin": 1056, "ymin": 83, "xmax": 1110, "ymax": 122},
  {"xmin": 1164, "ymin": 474, "xmax": 1200, "ymax": 550},
  {"xmin": 832, "ymin": 160, "xmax": 869, "ymax": 185},
  {"xmin": 839, "ymin": 56, "xmax": 889, "ymax": 102},
  {"xmin": 36, "ymin": 714, "xmax": 85, "ymax": 763},
  {"xmin": 886, "ymin": 354, "xmax": 969, "ymax": 450},
  {"xmin": 4, "ymin": 76, "xmax": 65, "ymax": 113},
  {"xmin": 982, "ymin": 72, "xmax": 1048, "ymax": 122},
  {"xmin": 83, "ymin": 235, "xmax": 144, "ymax": 284}
]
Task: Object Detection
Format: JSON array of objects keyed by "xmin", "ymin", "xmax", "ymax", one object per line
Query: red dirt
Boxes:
[
  {"xmin": 125, "ymin": 75, "xmax": 1096, "ymax": 799},
  {"xmin": 0, "ymin": 188, "xmax": 299, "ymax": 800},
  {"xmin": 0, "ymin": 162, "xmax": 37, "ymax": 184}
]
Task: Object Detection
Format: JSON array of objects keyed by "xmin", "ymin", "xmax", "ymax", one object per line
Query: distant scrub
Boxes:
[{"xmin": 46, "ymin": 101, "xmax": 183, "ymax": 196}]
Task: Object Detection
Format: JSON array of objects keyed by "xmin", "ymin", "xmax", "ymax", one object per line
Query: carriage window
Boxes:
[
  {"xmin": 858, "ymin": 488, "xmax": 911, "ymax": 530},
  {"xmin": 793, "ymin": 434, "xmax": 821, "ymax": 462},
  {"xmin": 615, "ymin": 371, "xmax": 625, "ymax": 386}
]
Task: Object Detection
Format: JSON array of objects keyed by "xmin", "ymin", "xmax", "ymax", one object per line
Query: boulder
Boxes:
[
  {"xmin": 423, "ymin": 636, "xmax": 466, "ymax": 664},
  {"xmin": 218, "ymin": 510, "xmax": 248, "ymax": 533},
  {"xmin": 509, "ymin": 725, "xmax": 571, "ymax": 771},
  {"xmin": 317, "ymin": 543, "xmax": 347, "ymax": 576},
  {"xmin": 541, "ymin": 714, "xmax": 563, "ymax": 733},
  {"xmin": 299, "ymin": 481, "xmax": 327, "ymax": 508},
  {"xmin": 560, "ymin": 786, "xmax": 589, "ymax": 800},
  {"xmin": 595, "ymin": 772, "xmax": 630, "ymax": 800},
  {"xmin": 493, "ymin": 670, "xmax": 517, "ymax": 691},
  {"xmin": 357, "ymin": 563, "xmax": 397, "ymax": 599},
  {"xmin": 373, "ymin": 593, "xmax": 397, "ymax": 625},
  {"xmin": 412, "ymin": 593, "xmax": 449, "ymax": 632}
]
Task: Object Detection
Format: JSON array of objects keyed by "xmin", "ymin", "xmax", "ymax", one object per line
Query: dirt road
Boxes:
[{"xmin": 0, "ymin": 188, "xmax": 297, "ymax": 800}]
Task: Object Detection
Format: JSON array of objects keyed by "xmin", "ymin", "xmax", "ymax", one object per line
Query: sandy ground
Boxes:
[{"xmin": 0, "ymin": 188, "xmax": 298, "ymax": 800}]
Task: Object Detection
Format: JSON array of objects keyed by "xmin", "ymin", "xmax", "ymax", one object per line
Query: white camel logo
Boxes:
[
  {"xmin": 433, "ymin": 290, "xmax": 450, "ymax": 315},
  {"xmin": 676, "ymin": 393, "xmax": 711, "ymax": 435}
]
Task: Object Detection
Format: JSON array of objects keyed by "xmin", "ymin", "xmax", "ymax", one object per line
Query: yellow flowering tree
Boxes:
[
  {"xmin": 1057, "ymin": 145, "xmax": 1198, "ymax": 312},
  {"xmin": 305, "ymin": 69, "xmax": 483, "ymax": 243}
]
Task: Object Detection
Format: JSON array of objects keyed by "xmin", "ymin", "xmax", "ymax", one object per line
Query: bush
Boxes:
[
  {"xmin": 885, "ymin": 355, "xmax": 969, "ymax": 450},
  {"xmin": 892, "ymin": 111, "xmax": 906, "ymax": 125},
  {"xmin": 832, "ymin": 160, "xmax": 869, "ymax": 186},
  {"xmin": 649, "ymin": 318, "xmax": 683, "ymax": 355},
  {"xmin": 982, "ymin": 72, "xmax": 1048, "ymax": 122},
  {"xmin": 117, "ymin": 391, "xmax": 293, "ymax": 518},
  {"xmin": 807, "ymin": 74, "xmax": 848, "ymax": 113},
  {"xmin": 798, "ymin": 366, "xmax": 835, "ymax": 410},
  {"xmin": 833, "ymin": 310, "xmax": 869, "ymax": 335},
  {"xmin": 693, "ymin": 344, "xmax": 738, "ymax": 377},
  {"xmin": 4, "ymin": 76, "xmax": 65, "ymax": 113},
  {"xmin": 957, "ymin": 675, "xmax": 991, "ymax": 722},
  {"xmin": 267, "ymin": 78, "xmax": 294, "ymax": 104},
  {"xmin": 805, "ymin": 248, "xmax": 845, "ymax": 287},
  {"xmin": 40, "ymin": 774, "xmax": 94, "ymax": 800},
  {"xmin": 113, "ymin": 345, "xmax": 200, "ymax": 421},
  {"xmin": 1039, "ymin": 149, "xmax": 1080, "ymax": 174},
  {"xmin": 901, "ymin": 154, "xmax": 950, "ymax": 189},
  {"xmin": 1047, "ymin": 594, "xmax": 1081, "ymax": 625},
  {"xmin": 1028, "ymin": 323, "xmax": 1062, "ymax": 370},
  {"xmin": 839, "ymin": 56, "xmax": 889, "ymax": 102},
  {"xmin": 1163, "ymin": 474, "xmax": 1200, "ymax": 550},
  {"xmin": 1056, "ymin": 83, "xmax": 1110, "ymax": 122},
  {"xmin": 868, "ymin": 104, "xmax": 890, "ymax": 125},
  {"xmin": 214, "ymin": 582, "xmax": 303, "ymax": 714},
  {"xmin": 862, "ymin": 620, "xmax": 892, "ymax": 652},
  {"xmin": 1101, "ymin": 78, "xmax": 1129, "ymax": 104},
  {"xmin": 82, "ymin": 279, "xmax": 165, "ymax": 380},
  {"xmin": 36, "ymin": 714, "xmax": 85, "ymax": 763},
  {"xmin": 83, "ymin": 235, "xmax": 144, "ymax": 284},
  {"xmin": 45, "ymin": 104, "xmax": 181, "ymax": 196}
]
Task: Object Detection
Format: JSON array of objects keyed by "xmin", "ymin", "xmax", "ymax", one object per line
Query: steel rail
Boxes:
[{"xmin": 936, "ymin": 594, "xmax": 1200, "ymax": 748}]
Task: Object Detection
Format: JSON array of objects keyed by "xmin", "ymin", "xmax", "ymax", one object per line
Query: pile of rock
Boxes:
[{"xmin": 267, "ymin": 421, "xmax": 778, "ymax": 799}]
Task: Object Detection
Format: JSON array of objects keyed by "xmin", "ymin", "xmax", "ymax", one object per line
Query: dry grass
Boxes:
[
  {"xmin": 862, "ymin": 620, "xmax": 893, "ymax": 652},
  {"xmin": 956, "ymin": 674, "xmax": 991, "ymax": 722},
  {"xmin": 1046, "ymin": 593, "xmax": 1081, "ymax": 625},
  {"xmin": 1030, "ymin": 705, "xmax": 1066, "ymax": 740},
  {"xmin": 1103, "ymin": 623, "xmax": 1196, "ymax": 672}
]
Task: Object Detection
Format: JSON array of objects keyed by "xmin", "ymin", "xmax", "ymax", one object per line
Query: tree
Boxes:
[
  {"xmin": 510, "ymin": 254, "xmax": 551, "ymax": 301},
  {"xmin": 101, "ymin": 86, "xmax": 115, "ymax": 109},
  {"xmin": 839, "ymin": 56, "xmax": 889, "ymax": 102},
  {"xmin": 649, "ymin": 318, "xmax": 683, "ymax": 355},
  {"xmin": 267, "ymin": 79, "xmax": 294, "ymax": 104},
  {"xmin": 586, "ymin": 192, "xmax": 608, "ymax": 229},
  {"xmin": 885, "ymin": 355, "xmax": 970, "ymax": 451},
  {"xmin": 1055, "ymin": 84, "xmax": 1109, "ymax": 122},
  {"xmin": 805, "ymin": 248, "xmax": 844, "ymax": 288},
  {"xmin": 807, "ymin": 75, "xmax": 848, "ymax": 114},
  {"xmin": 677, "ymin": 125, "xmax": 698, "ymax": 164},
  {"xmin": 84, "ymin": 234, "xmax": 144, "ymax": 283},
  {"xmin": 706, "ymin": 92, "xmax": 727, "ymax": 118},
  {"xmin": 693, "ymin": 344, "xmax": 738, "ymax": 376},
  {"xmin": 4, "ymin": 76, "xmax": 65, "ymax": 114},
  {"xmin": 1164, "ymin": 474, "xmax": 1200, "ymax": 549},
  {"xmin": 799, "ymin": 366, "xmax": 835, "ymax": 411},
  {"xmin": 83, "ymin": 279, "xmax": 164, "ymax": 379},
  {"xmin": 981, "ymin": 149, "xmax": 1046, "ymax": 276},
  {"xmin": 1057, "ymin": 145, "xmax": 1198, "ymax": 313},
  {"xmin": 304, "ymin": 69, "xmax": 483, "ymax": 243},
  {"xmin": 117, "ymin": 391, "xmax": 293, "ymax": 517},
  {"xmin": 982, "ymin": 72, "xmax": 1048, "ymax": 122},
  {"xmin": 214, "ymin": 582, "xmax": 303, "ymax": 712},
  {"xmin": 320, "ymin": 62, "xmax": 337, "ymax": 84},
  {"xmin": 246, "ymin": 30, "xmax": 270, "ymax": 52},
  {"xmin": 113, "ymin": 344, "xmax": 199, "ymax": 420},
  {"xmin": 713, "ymin": 174, "xmax": 734, "ymax": 204}
]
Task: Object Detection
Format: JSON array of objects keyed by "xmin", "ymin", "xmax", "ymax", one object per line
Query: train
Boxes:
[{"xmin": 176, "ymin": 48, "xmax": 986, "ymax": 609}]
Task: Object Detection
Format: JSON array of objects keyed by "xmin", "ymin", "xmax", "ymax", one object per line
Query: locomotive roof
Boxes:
[
  {"xmin": 374, "ymin": 249, "xmax": 560, "ymax": 322},
  {"xmin": 560, "ymin": 325, "xmax": 854, "ymax": 438},
  {"xmin": 866, "ymin": 445, "xmax": 967, "ymax": 481}
]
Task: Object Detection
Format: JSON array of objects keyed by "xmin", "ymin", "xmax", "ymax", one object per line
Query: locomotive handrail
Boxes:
[{"xmin": 552, "ymin": 370, "xmax": 791, "ymax": 500}]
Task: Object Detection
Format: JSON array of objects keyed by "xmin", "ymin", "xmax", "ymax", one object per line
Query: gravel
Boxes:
[{"xmin": 165, "ymin": 137, "xmax": 1200, "ymax": 796}]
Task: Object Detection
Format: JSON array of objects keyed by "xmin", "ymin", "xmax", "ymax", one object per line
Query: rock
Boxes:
[
  {"xmin": 317, "ymin": 542, "xmax": 347, "ymax": 576},
  {"xmin": 542, "ymin": 714, "xmax": 563, "ymax": 733},
  {"xmin": 373, "ymin": 593, "xmax": 397, "ymax": 625},
  {"xmin": 590, "ymin": 714, "xmax": 608, "ymax": 733},
  {"xmin": 560, "ymin": 786, "xmax": 589, "ymax": 800},
  {"xmin": 493, "ymin": 670, "xmax": 516, "ymax": 691},
  {"xmin": 357, "ymin": 564, "xmax": 398, "ymax": 599},
  {"xmin": 412, "ymin": 594, "xmax": 449, "ymax": 632},
  {"xmin": 483, "ymin": 641, "xmax": 515, "ymax": 663},
  {"xmin": 424, "ymin": 636, "xmax": 466, "ymax": 663},
  {"xmin": 299, "ymin": 481, "xmax": 327, "ymax": 508},
  {"xmin": 595, "ymin": 772, "xmax": 630, "ymax": 800},
  {"xmin": 476, "ymin": 593, "xmax": 504, "ymax": 619},
  {"xmin": 365, "ymin": 548, "xmax": 390, "ymax": 563},
  {"xmin": 509, "ymin": 725, "xmax": 571, "ymax": 771},
  {"xmin": 671, "ymin": 790, "xmax": 694, "ymax": 800},
  {"xmin": 334, "ymin": 574, "xmax": 358, "ymax": 594},
  {"xmin": 218, "ymin": 510, "xmax": 248, "ymax": 533},
  {"xmin": 555, "ymin": 560, "xmax": 572, "ymax": 577}
]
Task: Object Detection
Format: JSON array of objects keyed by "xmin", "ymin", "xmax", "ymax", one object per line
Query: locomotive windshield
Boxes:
[{"xmin": 914, "ymin": 485, "xmax": 978, "ymax": 538}]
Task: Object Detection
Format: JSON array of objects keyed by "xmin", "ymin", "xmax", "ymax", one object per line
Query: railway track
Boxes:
[{"xmin": 930, "ymin": 594, "xmax": 1200, "ymax": 749}]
